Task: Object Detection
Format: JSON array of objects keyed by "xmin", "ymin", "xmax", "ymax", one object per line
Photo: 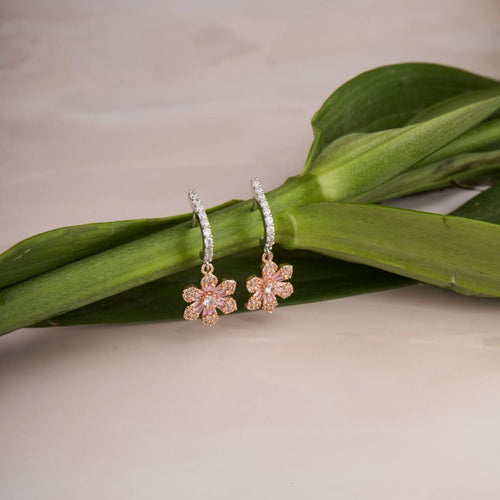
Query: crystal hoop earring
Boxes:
[
  {"xmin": 182, "ymin": 189, "xmax": 237, "ymax": 327},
  {"xmin": 245, "ymin": 178, "xmax": 294, "ymax": 313}
]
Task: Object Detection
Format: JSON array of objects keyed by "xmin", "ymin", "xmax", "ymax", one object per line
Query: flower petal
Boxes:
[
  {"xmin": 277, "ymin": 264, "xmax": 293, "ymax": 281},
  {"xmin": 220, "ymin": 297, "xmax": 237, "ymax": 315},
  {"xmin": 182, "ymin": 285, "xmax": 202, "ymax": 303},
  {"xmin": 201, "ymin": 272, "xmax": 218, "ymax": 289},
  {"xmin": 183, "ymin": 303, "xmax": 200, "ymax": 321},
  {"xmin": 262, "ymin": 261, "xmax": 278, "ymax": 278},
  {"xmin": 276, "ymin": 281, "xmax": 293, "ymax": 299},
  {"xmin": 245, "ymin": 294, "xmax": 262, "ymax": 311},
  {"xmin": 219, "ymin": 279, "xmax": 237, "ymax": 296},
  {"xmin": 262, "ymin": 294, "xmax": 278, "ymax": 313},
  {"xmin": 246, "ymin": 276, "xmax": 262, "ymax": 293},
  {"xmin": 201, "ymin": 308, "xmax": 218, "ymax": 327}
]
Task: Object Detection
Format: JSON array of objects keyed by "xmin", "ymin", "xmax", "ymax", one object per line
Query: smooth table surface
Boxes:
[{"xmin": 1, "ymin": 1, "xmax": 500, "ymax": 498}]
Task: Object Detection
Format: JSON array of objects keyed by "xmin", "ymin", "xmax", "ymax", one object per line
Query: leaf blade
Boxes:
[
  {"xmin": 0, "ymin": 200, "xmax": 240, "ymax": 288},
  {"xmin": 304, "ymin": 63, "xmax": 500, "ymax": 170},
  {"xmin": 31, "ymin": 183, "xmax": 500, "ymax": 328},
  {"xmin": 350, "ymin": 150, "xmax": 500, "ymax": 203},
  {"xmin": 279, "ymin": 203, "xmax": 500, "ymax": 296},
  {"xmin": 309, "ymin": 96, "xmax": 500, "ymax": 201}
]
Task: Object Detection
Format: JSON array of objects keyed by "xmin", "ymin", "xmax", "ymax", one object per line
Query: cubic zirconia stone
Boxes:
[{"xmin": 203, "ymin": 294, "xmax": 217, "ymax": 308}]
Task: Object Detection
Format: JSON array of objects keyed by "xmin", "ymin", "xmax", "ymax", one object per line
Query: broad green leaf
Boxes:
[
  {"xmin": 350, "ymin": 150, "xmax": 500, "ymax": 203},
  {"xmin": 453, "ymin": 182, "xmax": 500, "ymax": 224},
  {"xmin": 303, "ymin": 63, "xmax": 500, "ymax": 170},
  {"xmin": 0, "ymin": 216, "xmax": 183, "ymax": 289},
  {"xmin": 307, "ymin": 97, "xmax": 500, "ymax": 201},
  {"xmin": 412, "ymin": 117, "xmax": 500, "ymax": 168},
  {"xmin": 278, "ymin": 203, "xmax": 500, "ymax": 297},
  {"xmin": 3, "ymin": 184, "xmax": 499, "ymax": 335},
  {"xmin": 31, "ymin": 183, "xmax": 500, "ymax": 328},
  {"xmin": 0, "ymin": 200, "xmax": 239, "ymax": 288},
  {"xmin": 31, "ymin": 248, "xmax": 411, "ymax": 327},
  {"xmin": 407, "ymin": 87, "xmax": 500, "ymax": 124}
]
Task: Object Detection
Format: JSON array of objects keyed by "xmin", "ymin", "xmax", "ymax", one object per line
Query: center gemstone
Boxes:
[
  {"xmin": 264, "ymin": 282, "xmax": 276, "ymax": 295},
  {"xmin": 203, "ymin": 294, "xmax": 217, "ymax": 308}
]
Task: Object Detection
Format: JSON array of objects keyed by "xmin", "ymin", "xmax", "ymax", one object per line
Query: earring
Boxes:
[
  {"xmin": 182, "ymin": 189, "xmax": 237, "ymax": 327},
  {"xmin": 245, "ymin": 177, "xmax": 293, "ymax": 313}
]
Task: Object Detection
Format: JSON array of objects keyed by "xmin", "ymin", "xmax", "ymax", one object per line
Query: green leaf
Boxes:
[
  {"xmin": 452, "ymin": 182, "xmax": 500, "ymax": 224},
  {"xmin": 411, "ymin": 117, "xmax": 500, "ymax": 168},
  {"xmin": 303, "ymin": 63, "xmax": 500, "ymax": 170},
  {"xmin": 407, "ymin": 87, "xmax": 500, "ymax": 125},
  {"xmin": 0, "ymin": 200, "xmax": 239, "ymax": 289},
  {"xmin": 30, "ymin": 182, "xmax": 500, "ymax": 328},
  {"xmin": 279, "ymin": 203, "xmax": 500, "ymax": 297},
  {"xmin": 350, "ymin": 150, "xmax": 500, "ymax": 203},
  {"xmin": 307, "ymin": 96, "xmax": 500, "ymax": 201},
  {"xmin": 31, "ymin": 248, "xmax": 411, "ymax": 327}
]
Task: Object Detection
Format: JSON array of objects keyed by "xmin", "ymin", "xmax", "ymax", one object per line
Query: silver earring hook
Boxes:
[
  {"xmin": 250, "ymin": 177, "xmax": 275, "ymax": 257},
  {"xmin": 188, "ymin": 189, "xmax": 214, "ymax": 267}
]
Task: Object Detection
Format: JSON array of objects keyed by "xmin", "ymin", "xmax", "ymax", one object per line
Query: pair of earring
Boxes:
[{"xmin": 182, "ymin": 177, "xmax": 294, "ymax": 327}]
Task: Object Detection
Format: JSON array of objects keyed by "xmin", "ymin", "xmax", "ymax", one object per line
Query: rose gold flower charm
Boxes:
[
  {"xmin": 183, "ymin": 265, "xmax": 237, "ymax": 327},
  {"xmin": 246, "ymin": 253, "xmax": 293, "ymax": 313},
  {"xmin": 183, "ymin": 189, "xmax": 237, "ymax": 327},
  {"xmin": 245, "ymin": 177, "xmax": 294, "ymax": 313}
]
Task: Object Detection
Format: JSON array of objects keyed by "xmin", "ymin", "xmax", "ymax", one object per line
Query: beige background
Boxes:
[{"xmin": 1, "ymin": 1, "xmax": 500, "ymax": 498}]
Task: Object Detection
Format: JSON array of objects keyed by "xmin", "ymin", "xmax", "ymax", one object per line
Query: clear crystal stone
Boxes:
[{"xmin": 203, "ymin": 294, "xmax": 217, "ymax": 308}]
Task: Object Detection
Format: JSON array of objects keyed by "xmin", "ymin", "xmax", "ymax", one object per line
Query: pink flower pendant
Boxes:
[
  {"xmin": 245, "ymin": 258, "xmax": 293, "ymax": 313},
  {"xmin": 183, "ymin": 270, "xmax": 237, "ymax": 327}
]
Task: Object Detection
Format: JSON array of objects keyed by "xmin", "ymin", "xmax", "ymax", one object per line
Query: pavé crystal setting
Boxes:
[
  {"xmin": 188, "ymin": 189, "xmax": 213, "ymax": 263},
  {"xmin": 251, "ymin": 177, "xmax": 275, "ymax": 254}
]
